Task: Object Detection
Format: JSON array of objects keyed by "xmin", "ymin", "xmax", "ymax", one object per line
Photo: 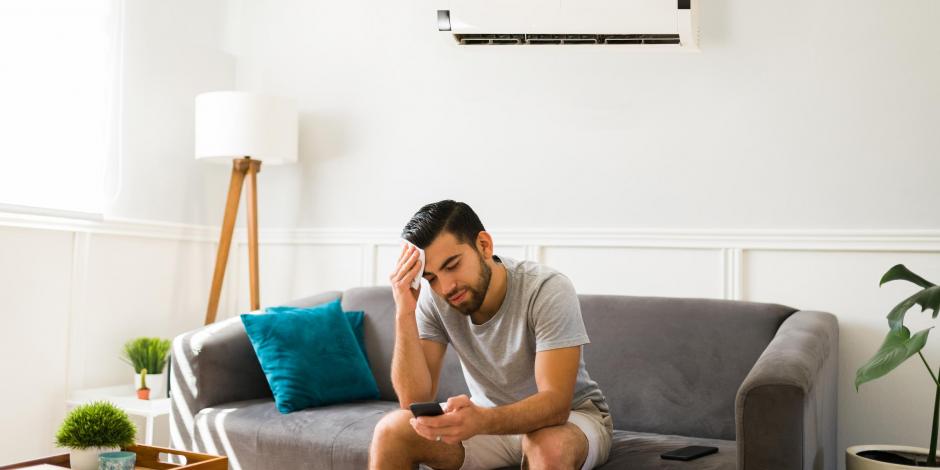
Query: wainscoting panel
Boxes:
[
  {"xmin": 542, "ymin": 246, "xmax": 725, "ymax": 298},
  {"xmin": 0, "ymin": 217, "xmax": 220, "ymax": 463},
  {"xmin": 80, "ymin": 234, "xmax": 218, "ymax": 388},
  {"xmin": 5, "ymin": 210, "xmax": 940, "ymax": 466},
  {"xmin": 0, "ymin": 225, "xmax": 73, "ymax": 464}
]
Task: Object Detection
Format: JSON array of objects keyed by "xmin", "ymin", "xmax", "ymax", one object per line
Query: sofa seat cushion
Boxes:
[
  {"xmin": 599, "ymin": 430, "xmax": 736, "ymax": 469},
  {"xmin": 491, "ymin": 430, "xmax": 736, "ymax": 470},
  {"xmin": 194, "ymin": 398, "xmax": 400, "ymax": 470},
  {"xmin": 195, "ymin": 399, "xmax": 736, "ymax": 470}
]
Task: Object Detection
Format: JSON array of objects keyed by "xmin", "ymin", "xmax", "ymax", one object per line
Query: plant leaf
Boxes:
[
  {"xmin": 880, "ymin": 264, "xmax": 936, "ymax": 289},
  {"xmin": 856, "ymin": 326, "xmax": 932, "ymax": 391},
  {"xmin": 887, "ymin": 286, "xmax": 940, "ymax": 330}
]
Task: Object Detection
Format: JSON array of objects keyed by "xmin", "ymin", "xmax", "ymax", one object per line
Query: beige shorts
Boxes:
[{"xmin": 436, "ymin": 398, "xmax": 613, "ymax": 470}]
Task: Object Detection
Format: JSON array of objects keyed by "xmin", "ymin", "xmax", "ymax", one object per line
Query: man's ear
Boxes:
[{"xmin": 475, "ymin": 231, "xmax": 494, "ymax": 259}]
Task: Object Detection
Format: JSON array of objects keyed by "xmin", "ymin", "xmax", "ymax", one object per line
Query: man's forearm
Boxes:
[
  {"xmin": 390, "ymin": 311, "xmax": 433, "ymax": 408},
  {"xmin": 478, "ymin": 391, "xmax": 571, "ymax": 435}
]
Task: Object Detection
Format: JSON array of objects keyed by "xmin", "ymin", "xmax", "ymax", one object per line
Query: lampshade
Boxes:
[{"xmin": 195, "ymin": 91, "xmax": 298, "ymax": 165}]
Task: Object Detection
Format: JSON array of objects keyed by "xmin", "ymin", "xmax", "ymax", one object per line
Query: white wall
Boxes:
[
  {"xmin": 104, "ymin": 0, "xmax": 235, "ymax": 226},
  {"xmin": 0, "ymin": 0, "xmax": 235, "ymax": 463},
  {"xmin": 220, "ymin": 0, "xmax": 940, "ymax": 469},
  {"xmin": 226, "ymin": 0, "xmax": 940, "ymax": 231}
]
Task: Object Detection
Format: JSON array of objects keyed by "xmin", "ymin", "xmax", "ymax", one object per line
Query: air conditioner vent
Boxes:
[{"xmin": 454, "ymin": 33, "xmax": 681, "ymax": 45}]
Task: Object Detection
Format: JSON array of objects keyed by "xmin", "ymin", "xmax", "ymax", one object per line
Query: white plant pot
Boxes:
[
  {"xmin": 847, "ymin": 445, "xmax": 940, "ymax": 469},
  {"xmin": 69, "ymin": 446, "xmax": 120, "ymax": 470},
  {"xmin": 133, "ymin": 371, "xmax": 166, "ymax": 399}
]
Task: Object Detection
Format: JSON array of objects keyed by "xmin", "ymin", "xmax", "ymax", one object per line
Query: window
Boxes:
[{"xmin": 0, "ymin": 0, "xmax": 122, "ymax": 216}]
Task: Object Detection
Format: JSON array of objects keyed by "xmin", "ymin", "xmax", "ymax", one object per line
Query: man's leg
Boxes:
[
  {"xmin": 369, "ymin": 409, "xmax": 466, "ymax": 470},
  {"xmin": 521, "ymin": 423, "xmax": 589, "ymax": 470}
]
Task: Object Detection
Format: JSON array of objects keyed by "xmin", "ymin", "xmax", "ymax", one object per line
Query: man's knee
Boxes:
[
  {"xmin": 522, "ymin": 425, "xmax": 587, "ymax": 470},
  {"xmin": 370, "ymin": 409, "xmax": 464, "ymax": 470},
  {"xmin": 372, "ymin": 409, "xmax": 415, "ymax": 446}
]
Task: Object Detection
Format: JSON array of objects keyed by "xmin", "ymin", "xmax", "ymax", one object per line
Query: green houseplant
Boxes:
[
  {"xmin": 121, "ymin": 337, "xmax": 171, "ymax": 398},
  {"xmin": 55, "ymin": 401, "xmax": 137, "ymax": 470},
  {"xmin": 121, "ymin": 337, "xmax": 171, "ymax": 374},
  {"xmin": 851, "ymin": 264, "xmax": 940, "ymax": 468}
]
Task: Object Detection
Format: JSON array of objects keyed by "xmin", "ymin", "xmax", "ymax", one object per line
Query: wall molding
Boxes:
[
  {"xmin": 0, "ymin": 211, "xmax": 218, "ymax": 242},
  {"xmin": 4, "ymin": 209, "xmax": 940, "ymax": 305},
  {"xmin": 236, "ymin": 227, "xmax": 940, "ymax": 252},
  {"xmin": 4, "ymin": 209, "xmax": 940, "ymax": 252}
]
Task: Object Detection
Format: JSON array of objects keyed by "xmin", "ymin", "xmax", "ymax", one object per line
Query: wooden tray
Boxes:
[{"xmin": 0, "ymin": 444, "xmax": 228, "ymax": 469}]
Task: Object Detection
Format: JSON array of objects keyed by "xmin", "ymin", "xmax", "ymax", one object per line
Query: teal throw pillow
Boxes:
[
  {"xmin": 241, "ymin": 299, "xmax": 379, "ymax": 413},
  {"xmin": 265, "ymin": 301, "xmax": 368, "ymax": 361}
]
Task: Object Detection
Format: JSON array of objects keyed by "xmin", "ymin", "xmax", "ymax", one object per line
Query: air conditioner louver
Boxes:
[{"xmin": 454, "ymin": 34, "xmax": 681, "ymax": 46}]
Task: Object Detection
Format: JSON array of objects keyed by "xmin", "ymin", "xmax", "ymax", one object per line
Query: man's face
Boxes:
[{"xmin": 421, "ymin": 231, "xmax": 492, "ymax": 316}]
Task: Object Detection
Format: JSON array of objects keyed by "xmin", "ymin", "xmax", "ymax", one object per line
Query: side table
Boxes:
[{"xmin": 66, "ymin": 385, "xmax": 169, "ymax": 446}]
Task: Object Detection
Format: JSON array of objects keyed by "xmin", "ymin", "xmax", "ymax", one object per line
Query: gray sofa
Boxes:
[{"xmin": 170, "ymin": 287, "xmax": 838, "ymax": 469}]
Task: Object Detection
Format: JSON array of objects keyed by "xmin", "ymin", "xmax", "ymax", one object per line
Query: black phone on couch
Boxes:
[{"xmin": 661, "ymin": 445, "xmax": 718, "ymax": 461}]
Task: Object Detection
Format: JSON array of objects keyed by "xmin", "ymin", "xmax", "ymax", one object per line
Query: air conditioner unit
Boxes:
[{"xmin": 436, "ymin": 0, "xmax": 699, "ymax": 49}]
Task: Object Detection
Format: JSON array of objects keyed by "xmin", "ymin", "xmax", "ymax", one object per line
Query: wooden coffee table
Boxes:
[{"xmin": 0, "ymin": 444, "xmax": 227, "ymax": 469}]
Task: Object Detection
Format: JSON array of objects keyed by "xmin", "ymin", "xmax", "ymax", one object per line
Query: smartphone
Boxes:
[
  {"xmin": 660, "ymin": 445, "xmax": 718, "ymax": 461},
  {"xmin": 409, "ymin": 402, "xmax": 444, "ymax": 418},
  {"xmin": 401, "ymin": 239, "xmax": 426, "ymax": 290}
]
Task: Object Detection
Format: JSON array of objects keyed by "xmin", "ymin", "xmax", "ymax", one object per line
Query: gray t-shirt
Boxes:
[{"xmin": 416, "ymin": 255, "xmax": 609, "ymax": 413}]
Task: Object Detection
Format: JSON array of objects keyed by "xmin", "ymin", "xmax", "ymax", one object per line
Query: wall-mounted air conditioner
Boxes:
[{"xmin": 437, "ymin": 0, "xmax": 699, "ymax": 49}]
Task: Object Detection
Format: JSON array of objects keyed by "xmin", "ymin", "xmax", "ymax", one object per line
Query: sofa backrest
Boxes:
[
  {"xmin": 577, "ymin": 294, "xmax": 794, "ymax": 440},
  {"xmin": 337, "ymin": 286, "xmax": 795, "ymax": 440}
]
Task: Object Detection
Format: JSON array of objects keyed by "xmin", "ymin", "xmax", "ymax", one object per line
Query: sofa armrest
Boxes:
[
  {"xmin": 168, "ymin": 316, "xmax": 271, "ymax": 452},
  {"xmin": 735, "ymin": 310, "xmax": 839, "ymax": 470},
  {"xmin": 169, "ymin": 290, "xmax": 342, "ymax": 453}
]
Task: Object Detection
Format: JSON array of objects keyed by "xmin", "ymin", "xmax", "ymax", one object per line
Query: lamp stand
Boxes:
[{"xmin": 204, "ymin": 156, "xmax": 262, "ymax": 325}]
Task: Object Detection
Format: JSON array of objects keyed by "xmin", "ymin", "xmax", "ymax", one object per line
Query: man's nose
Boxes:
[{"xmin": 440, "ymin": 275, "xmax": 458, "ymax": 296}]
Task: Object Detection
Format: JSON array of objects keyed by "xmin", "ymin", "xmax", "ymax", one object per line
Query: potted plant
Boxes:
[
  {"xmin": 850, "ymin": 264, "xmax": 940, "ymax": 468},
  {"xmin": 120, "ymin": 337, "xmax": 171, "ymax": 398},
  {"xmin": 55, "ymin": 401, "xmax": 137, "ymax": 470}
]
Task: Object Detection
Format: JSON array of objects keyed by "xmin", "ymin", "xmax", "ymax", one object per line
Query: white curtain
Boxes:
[{"xmin": 0, "ymin": 0, "xmax": 122, "ymax": 215}]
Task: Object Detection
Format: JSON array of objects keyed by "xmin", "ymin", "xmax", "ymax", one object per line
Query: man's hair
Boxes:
[{"xmin": 401, "ymin": 200, "xmax": 486, "ymax": 250}]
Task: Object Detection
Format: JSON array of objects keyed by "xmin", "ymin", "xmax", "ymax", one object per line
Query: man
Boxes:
[{"xmin": 369, "ymin": 200, "xmax": 612, "ymax": 470}]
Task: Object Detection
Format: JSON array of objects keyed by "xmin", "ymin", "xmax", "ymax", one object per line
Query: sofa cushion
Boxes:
[
  {"xmin": 195, "ymin": 399, "xmax": 737, "ymax": 470},
  {"xmin": 489, "ymin": 430, "xmax": 735, "ymax": 470},
  {"xmin": 196, "ymin": 399, "xmax": 736, "ymax": 470},
  {"xmin": 579, "ymin": 295, "xmax": 795, "ymax": 440},
  {"xmin": 240, "ymin": 300, "xmax": 380, "ymax": 413},
  {"xmin": 600, "ymin": 429, "xmax": 736, "ymax": 469},
  {"xmin": 194, "ymin": 399, "xmax": 400, "ymax": 470}
]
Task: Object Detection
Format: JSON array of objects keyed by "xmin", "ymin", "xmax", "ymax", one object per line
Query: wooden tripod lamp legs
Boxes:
[{"xmin": 204, "ymin": 157, "xmax": 263, "ymax": 325}]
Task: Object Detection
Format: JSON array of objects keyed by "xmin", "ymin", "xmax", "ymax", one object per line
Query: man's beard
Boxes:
[{"xmin": 448, "ymin": 250, "xmax": 492, "ymax": 316}]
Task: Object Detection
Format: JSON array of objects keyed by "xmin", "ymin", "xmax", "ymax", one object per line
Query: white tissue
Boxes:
[{"xmin": 401, "ymin": 239, "xmax": 425, "ymax": 290}]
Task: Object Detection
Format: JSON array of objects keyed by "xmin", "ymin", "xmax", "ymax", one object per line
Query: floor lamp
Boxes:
[{"xmin": 195, "ymin": 91, "xmax": 298, "ymax": 325}]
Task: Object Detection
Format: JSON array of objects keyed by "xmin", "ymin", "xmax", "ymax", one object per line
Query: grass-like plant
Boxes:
[
  {"xmin": 121, "ymin": 337, "xmax": 171, "ymax": 374},
  {"xmin": 856, "ymin": 264, "xmax": 940, "ymax": 465},
  {"xmin": 55, "ymin": 401, "xmax": 137, "ymax": 450}
]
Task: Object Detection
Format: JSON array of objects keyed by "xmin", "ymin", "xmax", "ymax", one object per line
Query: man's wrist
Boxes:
[
  {"xmin": 395, "ymin": 308, "xmax": 415, "ymax": 318},
  {"xmin": 476, "ymin": 405, "xmax": 497, "ymax": 435}
]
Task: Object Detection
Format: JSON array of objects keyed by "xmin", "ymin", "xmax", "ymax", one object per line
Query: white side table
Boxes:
[{"xmin": 66, "ymin": 385, "xmax": 170, "ymax": 446}]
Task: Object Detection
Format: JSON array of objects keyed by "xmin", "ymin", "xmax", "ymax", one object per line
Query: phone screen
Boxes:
[{"xmin": 410, "ymin": 402, "xmax": 444, "ymax": 418}]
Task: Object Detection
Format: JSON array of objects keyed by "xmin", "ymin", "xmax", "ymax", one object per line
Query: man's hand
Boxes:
[
  {"xmin": 389, "ymin": 242, "xmax": 422, "ymax": 315},
  {"xmin": 409, "ymin": 395, "xmax": 486, "ymax": 445}
]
